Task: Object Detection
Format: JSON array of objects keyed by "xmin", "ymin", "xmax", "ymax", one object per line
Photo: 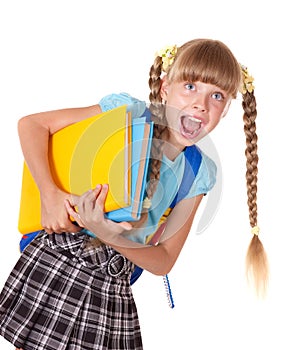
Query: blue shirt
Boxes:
[{"xmin": 128, "ymin": 150, "xmax": 216, "ymax": 244}]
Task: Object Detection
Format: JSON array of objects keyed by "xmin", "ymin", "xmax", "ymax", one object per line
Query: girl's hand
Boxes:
[
  {"xmin": 40, "ymin": 188, "xmax": 81, "ymax": 234},
  {"xmin": 64, "ymin": 184, "xmax": 132, "ymax": 243}
]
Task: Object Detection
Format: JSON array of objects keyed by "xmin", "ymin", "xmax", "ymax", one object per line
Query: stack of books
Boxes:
[{"xmin": 18, "ymin": 105, "xmax": 153, "ymax": 234}]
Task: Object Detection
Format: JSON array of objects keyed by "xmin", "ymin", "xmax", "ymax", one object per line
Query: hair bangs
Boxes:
[{"xmin": 169, "ymin": 39, "xmax": 241, "ymax": 98}]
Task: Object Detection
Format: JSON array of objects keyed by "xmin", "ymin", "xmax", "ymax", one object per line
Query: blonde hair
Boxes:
[
  {"xmin": 146, "ymin": 38, "xmax": 268, "ymax": 296},
  {"xmin": 242, "ymin": 89, "xmax": 268, "ymax": 296}
]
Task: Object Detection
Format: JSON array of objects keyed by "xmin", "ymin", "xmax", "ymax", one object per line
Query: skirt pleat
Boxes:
[{"xmin": 0, "ymin": 231, "xmax": 143, "ymax": 350}]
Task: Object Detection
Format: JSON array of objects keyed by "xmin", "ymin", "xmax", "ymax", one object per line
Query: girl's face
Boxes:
[{"xmin": 161, "ymin": 79, "xmax": 231, "ymax": 151}]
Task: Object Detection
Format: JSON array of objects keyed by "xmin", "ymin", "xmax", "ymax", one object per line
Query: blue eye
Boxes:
[
  {"xmin": 185, "ymin": 83, "xmax": 196, "ymax": 91},
  {"xmin": 212, "ymin": 92, "xmax": 224, "ymax": 101}
]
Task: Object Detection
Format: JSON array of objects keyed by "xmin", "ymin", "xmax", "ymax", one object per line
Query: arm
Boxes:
[
  {"xmin": 112, "ymin": 194, "xmax": 204, "ymax": 275},
  {"xmin": 66, "ymin": 185, "xmax": 204, "ymax": 275},
  {"xmin": 18, "ymin": 104, "xmax": 102, "ymax": 233}
]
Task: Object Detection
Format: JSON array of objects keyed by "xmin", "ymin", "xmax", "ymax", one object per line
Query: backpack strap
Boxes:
[
  {"xmin": 169, "ymin": 145, "xmax": 202, "ymax": 208},
  {"xmin": 142, "ymin": 107, "xmax": 152, "ymax": 122}
]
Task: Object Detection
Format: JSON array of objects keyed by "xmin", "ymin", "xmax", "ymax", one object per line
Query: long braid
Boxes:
[
  {"xmin": 242, "ymin": 90, "xmax": 258, "ymax": 227},
  {"xmin": 146, "ymin": 56, "xmax": 168, "ymax": 201},
  {"xmin": 130, "ymin": 56, "xmax": 167, "ymax": 228},
  {"xmin": 242, "ymin": 87, "xmax": 269, "ymax": 297}
]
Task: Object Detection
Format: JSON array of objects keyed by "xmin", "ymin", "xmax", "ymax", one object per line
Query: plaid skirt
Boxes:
[{"xmin": 0, "ymin": 231, "xmax": 143, "ymax": 350}]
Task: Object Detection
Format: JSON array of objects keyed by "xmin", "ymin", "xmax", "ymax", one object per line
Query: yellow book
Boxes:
[{"xmin": 18, "ymin": 105, "xmax": 132, "ymax": 234}]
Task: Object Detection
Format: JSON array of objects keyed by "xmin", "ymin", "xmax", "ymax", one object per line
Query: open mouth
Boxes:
[{"xmin": 180, "ymin": 115, "xmax": 202, "ymax": 139}]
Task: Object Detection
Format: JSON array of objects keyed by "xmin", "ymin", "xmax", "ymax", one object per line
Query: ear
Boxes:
[{"xmin": 160, "ymin": 76, "xmax": 169, "ymax": 101}]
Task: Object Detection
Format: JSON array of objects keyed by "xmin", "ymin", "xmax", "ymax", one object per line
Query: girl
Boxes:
[{"xmin": 0, "ymin": 38, "xmax": 268, "ymax": 350}]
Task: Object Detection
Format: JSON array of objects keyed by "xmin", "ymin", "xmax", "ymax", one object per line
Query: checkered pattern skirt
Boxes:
[{"xmin": 0, "ymin": 231, "xmax": 143, "ymax": 350}]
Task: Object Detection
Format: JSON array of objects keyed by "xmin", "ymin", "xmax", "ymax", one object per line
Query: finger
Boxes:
[
  {"xmin": 64, "ymin": 201, "xmax": 77, "ymax": 219},
  {"xmin": 77, "ymin": 185, "xmax": 103, "ymax": 214},
  {"xmin": 69, "ymin": 193, "xmax": 80, "ymax": 207},
  {"xmin": 43, "ymin": 228, "xmax": 54, "ymax": 234},
  {"xmin": 77, "ymin": 191, "xmax": 95, "ymax": 214},
  {"xmin": 95, "ymin": 184, "xmax": 108, "ymax": 209},
  {"xmin": 70, "ymin": 186, "xmax": 102, "ymax": 209},
  {"xmin": 44, "ymin": 226, "xmax": 64, "ymax": 234},
  {"xmin": 64, "ymin": 200, "xmax": 85, "ymax": 228}
]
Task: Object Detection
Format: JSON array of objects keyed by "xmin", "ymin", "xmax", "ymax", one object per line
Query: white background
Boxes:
[{"xmin": 0, "ymin": 1, "xmax": 292, "ymax": 349}]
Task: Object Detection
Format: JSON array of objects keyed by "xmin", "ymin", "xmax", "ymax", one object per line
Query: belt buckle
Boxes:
[{"xmin": 107, "ymin": 254, "xmax": 127, "ymax": 278}]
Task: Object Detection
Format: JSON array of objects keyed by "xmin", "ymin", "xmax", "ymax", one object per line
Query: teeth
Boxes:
[{"xmin": 187, "ymin": 116, "xmax": 201, "ymax": 123}]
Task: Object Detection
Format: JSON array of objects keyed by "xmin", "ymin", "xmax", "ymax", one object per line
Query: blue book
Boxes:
[{"xmin": 106, "ymin": 117, "xmax": 153, "ymax": 222}]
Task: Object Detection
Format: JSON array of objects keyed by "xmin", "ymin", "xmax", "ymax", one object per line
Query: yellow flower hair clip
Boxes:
[
  {"xmin": 251, "ymin": 225, "xmax": 260, "ymax": 236},
  {"xmin": 240, "ymin": 64, "xmax": 255, "ymax": 94},
  {"xmin": 157, "ymin": 45, "xmax": 177, "ymax": 72},
  {"xmin": 142, "ymin": 196, "xmax": 152, "ymax": 209}
]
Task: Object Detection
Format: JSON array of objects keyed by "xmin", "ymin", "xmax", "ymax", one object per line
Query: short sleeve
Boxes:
[
  {"xmin": 185, "ymin": 152, "xmax": 217, "ymax": 199},
  {"xmin": 98, "ymin": 92, "xmax": 146, "ymax": 119}
]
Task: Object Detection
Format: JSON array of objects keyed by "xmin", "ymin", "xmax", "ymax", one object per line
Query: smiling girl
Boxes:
[{"xmin": 0, "ymin": 38, "xmax": 268, "ymax": 350}]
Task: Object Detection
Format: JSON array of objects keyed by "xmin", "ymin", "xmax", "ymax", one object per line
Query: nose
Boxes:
[{"xmin": 192, "ymin": 94, "xmax": 208, "ymax": 113}]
